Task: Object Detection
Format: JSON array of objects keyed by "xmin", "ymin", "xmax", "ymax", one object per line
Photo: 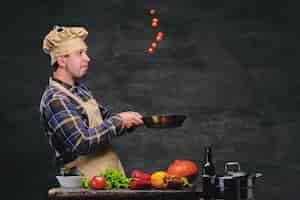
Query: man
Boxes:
[{"xmin": 40, "ymin": 25, "xmax": 144, "ymax": 179}]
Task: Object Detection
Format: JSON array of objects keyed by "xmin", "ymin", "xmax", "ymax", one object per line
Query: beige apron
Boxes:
[{"xmin": 49, "ymin": 78, "xmax": 125, "ymax": 179}]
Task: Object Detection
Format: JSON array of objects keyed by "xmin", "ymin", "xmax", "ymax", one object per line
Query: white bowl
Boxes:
[{"xmin": 56, "ymin": 176, "xmax": 83, "ymax": 188}]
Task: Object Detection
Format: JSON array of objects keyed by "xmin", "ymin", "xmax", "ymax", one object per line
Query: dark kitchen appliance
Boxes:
[{"xmin": 202, "ymin": 162, "xmax": 263, "ymax": 200}]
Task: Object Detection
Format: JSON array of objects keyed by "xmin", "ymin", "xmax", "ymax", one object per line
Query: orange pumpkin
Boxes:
[{"xmin": 167, "ymin": 160, "xmax": 198, "ymax": 181}]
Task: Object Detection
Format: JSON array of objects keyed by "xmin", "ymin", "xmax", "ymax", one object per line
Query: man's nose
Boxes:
[
  {"xmin": 83, "ymin": 52, "xmax": 90, "ymax": 62},
  {"xmin": 86, "ymin": 54, "xmax": 90, "ymax": 62}
]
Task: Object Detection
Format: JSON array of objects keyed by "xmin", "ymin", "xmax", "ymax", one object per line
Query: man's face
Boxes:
[{"xmin": 65, "ymin": 48, "xmax": 90, "ymax": 79}]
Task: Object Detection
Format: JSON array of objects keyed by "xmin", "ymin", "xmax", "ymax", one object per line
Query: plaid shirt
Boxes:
[{"xmin": 39, "ymin": 78, "xmax": 125, "ymax": 165}]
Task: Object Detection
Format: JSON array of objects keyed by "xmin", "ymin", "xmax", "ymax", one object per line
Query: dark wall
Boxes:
[{"xmin": 1, "ymin": 1, "xmax": 300, "ymax": 200}]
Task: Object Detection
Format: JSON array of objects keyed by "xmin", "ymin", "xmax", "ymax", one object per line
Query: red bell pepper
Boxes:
[
  {"xmin": 130, "ymin": 178, "xmax": 152, "ymax": 189},
  {"xmin": 131, "ymin": 169, "xmax": 151, "ymax": 180}
]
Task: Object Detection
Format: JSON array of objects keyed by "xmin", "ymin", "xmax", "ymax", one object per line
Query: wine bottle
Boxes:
[
  {"xmin": 202, "ymin": 146, "xmax": 216, "ymax": 200},
  {"xmin": 203, "ymin": 146, "xmax": 215, "ymax": 176}
]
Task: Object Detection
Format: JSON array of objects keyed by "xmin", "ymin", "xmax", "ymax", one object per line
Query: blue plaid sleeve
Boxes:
[
  {"xmin": 100, "ymin": 105, "xmax": 113, "ymax": 119},
  {"xmin": 45, "ymin": 95, "xmax": 125, "ymax": 155},
  {"xmin": 100, "ymin": 105, "xmax": 129, "ymax": 135}
]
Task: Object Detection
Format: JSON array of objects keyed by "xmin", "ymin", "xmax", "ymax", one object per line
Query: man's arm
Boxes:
[
  {"xmin": 100, "ymin": 106, "xmax": 143, "ymax": 132},
  {"xmin": 45, "ymin": 95, "xmax": 125, "ymax": 156},
  {"xmin": 100, "ymin": 105, "xmax": 113, "ymax": 119}
]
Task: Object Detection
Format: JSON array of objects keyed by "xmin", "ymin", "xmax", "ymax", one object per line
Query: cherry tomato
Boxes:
[
  {"xmin": 147, "ymin": 47, "xmax": 154, "ymax": 54},
  {"xmin": 152, "ymin": 18, "xmax": 159, "ymax": 23},
  {"xmin": 157, "ymin": 32, "xmax": 164, "ymax": 37},
  {"xmin": 90, "ymin": 176, "xmax": 106, "ymax": 190},
  {"xmin": 156, "ymin": 35, "xmax": 163, "ymax": 42},
  {"xmin": 152, "ymin": 22, "xmax": 158, "ymax": 28},
  {"xmin": 151, "ymin": 42, "xmax": 158, "ymax": 49},
  {"xmin": 149, "ymin": 9, "xmax": 156, "ymax": 15}
]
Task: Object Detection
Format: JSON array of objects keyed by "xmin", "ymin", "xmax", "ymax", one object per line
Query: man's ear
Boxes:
[{"xmin": 56, "ymin": 56, "xmax": 66, "ymax": 68}]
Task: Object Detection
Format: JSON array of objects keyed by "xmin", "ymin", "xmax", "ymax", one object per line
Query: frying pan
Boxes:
[{"xmin": 142, "ymin": 114, "xmax": 186, "ymax": 128}]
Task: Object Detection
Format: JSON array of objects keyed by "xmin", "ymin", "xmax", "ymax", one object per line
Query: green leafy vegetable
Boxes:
[{"xmin": 100, "ymin": 169, "xmax": 131, "ymax": 190}]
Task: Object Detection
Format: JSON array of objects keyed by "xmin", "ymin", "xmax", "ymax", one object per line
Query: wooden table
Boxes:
[{"xmin": 48, "ymin": 187, "xmax": 202, "ymax": 200}]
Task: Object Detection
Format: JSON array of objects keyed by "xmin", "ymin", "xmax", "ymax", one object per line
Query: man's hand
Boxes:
[{"xmin": 117, "ymin": 112, "xmax": 144, "ymax": 129}]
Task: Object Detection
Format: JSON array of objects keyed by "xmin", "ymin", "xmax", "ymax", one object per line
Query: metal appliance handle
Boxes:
[{"xmin": 225, "ymin": 162, "xmax": 241, "ymax": 174}]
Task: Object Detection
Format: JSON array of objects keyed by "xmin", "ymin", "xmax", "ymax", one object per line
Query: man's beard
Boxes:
[{"xmin": 75, "ymin": 69, "xmax": 88, "ymax": 82}]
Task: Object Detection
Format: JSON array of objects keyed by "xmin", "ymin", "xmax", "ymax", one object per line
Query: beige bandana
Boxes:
[{"xmin": 43, "ymin": 25, "xmax": 88, "ymax": 65}]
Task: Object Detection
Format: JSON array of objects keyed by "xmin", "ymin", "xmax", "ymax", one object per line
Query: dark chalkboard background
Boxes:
[{"xmin": 1, "ymin": 0, "xmax": 300, "ymax": 199}]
